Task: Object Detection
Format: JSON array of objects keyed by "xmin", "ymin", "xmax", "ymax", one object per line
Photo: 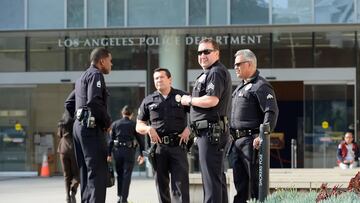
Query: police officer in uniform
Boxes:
[
  {"xmin": 70, "ymin": 47, "xmax": 112, "ymax": 203},
  {"xmin": 136, "ymin": 68, "xmax": 190, "ymax": 203},
  {"xmin": 107, "ymin": 105, "xmax": 145, "ymax": 203},
  {"xmin": 181, "ymin": 38, "xmax": 231, "ymax": 203},
  {"xmin": 230, "ymin": 49, "xmax": 278, "ymax": 203}
]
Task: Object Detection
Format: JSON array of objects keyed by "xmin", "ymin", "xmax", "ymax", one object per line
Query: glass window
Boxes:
[
  {"xmin": 67, "ymin": 0, "xmax": 84, "ymax": 28},
  {"xmin": 87, "ymin": 0, "xmax": 104, "ymax": 28},
  {"xmin": 67, "ymin": 46, "xmax": 92, "ymax": 71},
  {"xmin": 0, "ymin": 37, "xmax": 25, "ymax": 72},
  {"xmin": 0, "ymin": 0, "xmax": 24, "ymax": 30},
  {"xmin": 304, "ymin": 84, "xmax": 354, "ymax": 168},
  {"xmin": 358, "ymin": 0, "xmax": 360, "ymax": 22},
  {"xmin": 231, "ymin": 0, "xmax": 269, "ymax": 24},
  {"xmin": 66, "ymin": 35, "xmax": 148, "ymax": 71},
  {"xmin": 128, "ymin": 0, "xmax": 185, "ymax": 26},
  {"xmin": 210, "ymin": 0, "xmax": 227, "ymax": 25},
  {"xmin": 189, "ymin": 0, "xmax": 206, "ymax": 25},
  {"xmin": 272, "ymin": 32, "xmax": 313, "ymax": 68},
  {"xmin": 315, "ymin": 0, "xmax": 354, "ymax": 23},
  {"xmin": 28, "ymin": 0, "xmax": 64, "ymax": 29},
  {"xmin": 272, "ymin": 0, "xmax": 312, "ymax": 24},
  {"xmin": 29, "ymin": 37, "xmax": 65, "ymax": 71},
  {"xmin": 314, "ymin": 32, "xmax": 355, "ymax": 67},
  {"xmin": 108, "ymin": 0, "xmax": 125, "ymax": 27},
  {"xmin": 230, "ymin": 33, "xmax": 271, "ymax": 68}
]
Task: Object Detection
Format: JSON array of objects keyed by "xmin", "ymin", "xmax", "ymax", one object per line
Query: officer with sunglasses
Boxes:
[
  {"xmin": 230, "ymin": 49, "xmax": 278, "ymax": 203},
  {"xmin": 181, "ymin": 38, "xmax": 231, "ymax": 203}
]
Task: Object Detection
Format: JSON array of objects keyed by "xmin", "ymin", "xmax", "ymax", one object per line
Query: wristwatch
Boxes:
[{"xmin": 188, "ymin": 97, "xmax": 192, "ymax": 106}]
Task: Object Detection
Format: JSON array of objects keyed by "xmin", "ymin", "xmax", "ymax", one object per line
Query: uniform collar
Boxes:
[
  {"xmin": 154, "ymin": 87, "xmax": 175, "ymax": 98},
  {"xmin": 242, "ymin": 70, "xmax": 259, "ymax": 85},
  {"xmin": 203, "ymin": 60, "xmax": 220, "ymax": 74},
  {"xmin": 90, "ymin": 64, "xmax": 101, "ymax": 73}
]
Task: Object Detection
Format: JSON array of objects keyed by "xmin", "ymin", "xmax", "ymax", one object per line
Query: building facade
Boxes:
[{"xmin": 0, "ymin": 0, "xmax": 359, "ymax": 172}]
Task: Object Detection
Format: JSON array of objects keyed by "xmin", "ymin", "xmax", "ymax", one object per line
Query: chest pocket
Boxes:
[
  {"xmin": 193, "ymin": 81, "xmax": 206, "ymax": 97},
  {"xmin": 238, "ymin": 90, "xmax": 258, "ymax": 106},
  {"xmin": 171, "ymin": 101, "xmax": 185, "ymax": 119},
  {"xmin": 149, "ymin": 104, "xmax": 161, "ymax": 121}
]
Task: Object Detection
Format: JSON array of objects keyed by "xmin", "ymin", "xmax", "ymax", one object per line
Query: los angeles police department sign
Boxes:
[{"xmin": 58, "ymin": 35, "xmax": 263, "ymax": 48}]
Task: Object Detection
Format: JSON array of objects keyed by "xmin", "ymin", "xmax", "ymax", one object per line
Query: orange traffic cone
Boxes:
[{"xmin": 40, "ymin": 153, "xmax": 50, "ymax": 177}]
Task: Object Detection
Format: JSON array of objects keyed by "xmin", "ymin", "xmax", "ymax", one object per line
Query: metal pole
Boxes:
[
  {"xmin": 291, "ymin": 139, "xmax": 297, "ymax": 168},
  {"xmin": 258, "ymin": 123, "xmax": 270, "ymax": 202}
]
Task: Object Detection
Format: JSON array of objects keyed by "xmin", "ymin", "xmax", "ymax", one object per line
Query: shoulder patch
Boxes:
[
  {"xmin": 206, "ymin": 82, "xmax": 215, "ymax": 91},
  {"xmin": 266, "ymin": 94, "xmax": 274, "ymax": 99},
  {"xmin": 96, "ymin": 80, "xmax": 101, "ymax": 88}
]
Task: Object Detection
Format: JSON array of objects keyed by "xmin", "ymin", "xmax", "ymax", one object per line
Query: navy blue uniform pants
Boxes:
[
  {"xmin": 231, "ymin": 136, "xmax": 258, "ymax": 203},
  {"xmin": 73, "ymin": 120, "xmax": 108, "ymax": 203},
  {"xmin": 154, "ymin": 144, "xmax": 189, "ymax": 203},
  {"xmin": 113, "ymin": 147, "xmax": 135, "ymax": 203},
  {"xmin": 197, "ymin": 130, "xmax": 229, "ymax": 203}
]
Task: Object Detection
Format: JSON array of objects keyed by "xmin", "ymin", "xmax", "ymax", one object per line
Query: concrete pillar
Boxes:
[{"xmin": 159, "ymin": 33, "xmax": 186, "ymax": 90}]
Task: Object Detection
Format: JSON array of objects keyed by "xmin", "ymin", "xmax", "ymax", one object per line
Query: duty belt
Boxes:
[
  {"xmin": 230, "ymin": 128, "xmax": 259, "ymax": 140},
  {"xmin": 114, "ymin": 141, "xmax": 136, "ymax": 148},
  {"xmin": 160, "ymin": 133, "xmax": 180, "ymax": 146}
]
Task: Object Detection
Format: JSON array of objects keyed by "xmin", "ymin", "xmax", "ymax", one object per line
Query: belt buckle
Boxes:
[{"xmin": 163, "ymin": 136, "xmax": 170, "ymax": 144}]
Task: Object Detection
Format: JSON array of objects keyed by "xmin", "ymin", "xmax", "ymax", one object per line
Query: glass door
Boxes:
[
  {"xmin": 304, "ymin": 84, "xmax": 354, "ymax": 168},
  {"xmin": 107, "ymin": 86, "xmax": 146, "ymax": 174}
]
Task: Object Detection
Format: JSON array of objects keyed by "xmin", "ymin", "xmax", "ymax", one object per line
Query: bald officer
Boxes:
[{"xmin": 71, "ymin": 47, "xmax": 112, "ymax": 203}]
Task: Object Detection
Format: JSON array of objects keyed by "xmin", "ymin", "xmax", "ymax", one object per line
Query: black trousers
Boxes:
[
  {"xmin": 59, "ymin": 152, "xmax": 80, "ymax": 199},
  {"xmin": 154, "ymin": 144, "xmax": 189, "ymax": 203},
  {"xmin": 231, "ymin": 136, "xmax": 258, "ymax": 203},
  {"xmin": 73, "ymin": 120, "xmax": 108, "ymax": 203},
  {"xmin": 197, "ymin": 130, "xmax": 229, "ymax": 203},
  {"xmin": 113, "ymin": 147, "xmax": 135, "ymax": 203}
]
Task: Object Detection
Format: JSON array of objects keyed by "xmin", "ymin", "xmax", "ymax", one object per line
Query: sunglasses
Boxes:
[
  {"xmin": 197, "ymin": 49, "xmax": 215, "ymax": 56},
  {"xmin": 234, "ymin": 61, "xmax": 250, "ymax": 68}
]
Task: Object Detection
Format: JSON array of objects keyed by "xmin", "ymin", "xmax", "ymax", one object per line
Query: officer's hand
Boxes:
[
  {"xmin": 253, "ymin": 137, "xmax": 261, "ymax": 150},
  {"xmin": 137, "ymin": 155, "xmax": 144, "ymax": 165},
  {"xmin": 180, "ymin": 95, "xmax": 191, "ymax": 106},
  {"xmin": 107, "ymin": 156, "xmax": 112, "ymax": 162},
  {"xmin": 148, "ymin": 127, "xmax": 161, "ymax": 143},
  {"xmin": 179, "ymin": 127, "xmax": 190, "ymax": 145}
]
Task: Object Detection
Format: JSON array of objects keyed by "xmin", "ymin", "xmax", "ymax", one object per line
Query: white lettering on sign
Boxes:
[{"xmin": 57, "ymin": 35, "xmax": 263, "ymax": 48}]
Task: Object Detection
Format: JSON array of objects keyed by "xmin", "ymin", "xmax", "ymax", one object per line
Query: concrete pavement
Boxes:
[{"xmin": 0, "ymin": 175, "xmax": 158, "ymax": 203}]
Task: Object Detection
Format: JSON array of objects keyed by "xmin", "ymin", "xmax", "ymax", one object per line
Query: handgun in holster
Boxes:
[
  {"xmin": 208, "ymin": 123, "xmax": 222, "ymax": 145},
  {"xmin": 143, "ymin": 144, "xmax": 157, "ymax": 170}
]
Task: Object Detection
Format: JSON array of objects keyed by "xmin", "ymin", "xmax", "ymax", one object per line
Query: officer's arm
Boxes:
[
  {"xmin": 87, "ymin": 73, "xmax": 111, "ymax": 128},
  {"xmin": 191, "ymin": 95, "xmax": 219, "ymax": 108},
  {"xmin": 64, "ymin": 90, "xmax": 75, "ymax": 118},
  {"xmin": 136, "ymin": 119, "xmax": 151, "ymax": 135},
  {"xmin": 257, "ymin": 85, "xmax": 279, "ymax": 132},
  {"xmin": 107, "ymin": 124, "xmax": 115, "ymax": 156},
  {"xmin": 181, "ymin": 95, "xmax": 219, "ymax": 108},
  {"xmin": 135, "ymin": 132, "xmax": 145, "ymax": 156}
]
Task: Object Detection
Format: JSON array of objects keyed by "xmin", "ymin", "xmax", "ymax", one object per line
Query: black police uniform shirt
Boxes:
[
  {"xmin": 137, "ymin": 88, "xmax": 189, "ymax": 136},
  {"xmin": 190, "ymin": 60, "xmax": 232, "ymax": 122},
  {"xmin": 230, "ymin": 70, "xmax": 279, "ymax": 131},
  {"xmin": 108, "ymin": 117, "xmax": 145, "ymax": 155},
  {"xmin": 74, "ymin": 64, "xmax": 111, "ymax": 129}
]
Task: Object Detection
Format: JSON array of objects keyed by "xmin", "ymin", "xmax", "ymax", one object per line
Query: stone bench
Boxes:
[{"xmin": 188, "ymin": 168, "xmax": 359, "ymax": 202}]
